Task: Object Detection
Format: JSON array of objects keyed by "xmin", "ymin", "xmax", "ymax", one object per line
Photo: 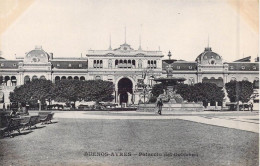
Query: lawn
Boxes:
[{"xmin": 0, "ymin": 118, "xmax": 258, "ymax": 166}]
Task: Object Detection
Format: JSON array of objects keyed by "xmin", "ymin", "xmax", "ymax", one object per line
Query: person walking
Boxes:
[
  {"xmin": 250, "ymin": 102, "xmax": 254, "ymax": 112},
  {"xmin": 157, "ymin": 98, "xmax": 163, "ymax": 115}
]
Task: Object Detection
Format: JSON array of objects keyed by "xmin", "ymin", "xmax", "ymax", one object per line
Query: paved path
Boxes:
[{"xmin": 51, "ymin": 111, "xmax": 259, "ymax": 133}]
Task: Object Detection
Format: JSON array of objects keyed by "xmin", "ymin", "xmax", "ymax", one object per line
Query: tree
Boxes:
[
  {"xmin": 53, "ymin": 80, "xmax": 82, "ymax": 108},
  {"xmin": 175, "ymin": 84, "xmax": 192, "ymax": 101},
  {"xmin": 10, "ymin": 79, "xmax": 53, "ymax": 109},
  {"xmin": 151, "ymin": 83, "xmax": 164, "ymax": 97},
  {"xmin": 151, "ymin": 82, "xmax": 224, "ymax": 106},
  {"xmin": 225, "ymin": 81, "xmax": 237, "ymax": 102},
  {"xmin": 83, "ymin": 80, "xmax": 114, "ymax": 102},
  {"xmin": 193, "ymin": 83, "xmax": 224, "ymax": 106},
  {"xmin": 53, "ymin": 80, "xmax": 114, "ymax": 106},
  {"xmin": 225, "ymin": 80, "xmax": 254, "ymax": 107},
  {"xmin": 10, "ymin": 79, "xmax": 115, "ymax": 109},
  {"xmin": 239, "ymin": 81, "xmax": 254, "ymax": 103}
]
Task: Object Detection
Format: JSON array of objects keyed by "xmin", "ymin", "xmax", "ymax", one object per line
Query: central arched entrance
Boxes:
[{"xmin": 117, "ymin": 77, "xmax": 133, "ymax": 105}]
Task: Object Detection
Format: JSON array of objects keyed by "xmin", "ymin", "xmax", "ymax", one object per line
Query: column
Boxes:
[
  {"xmin": 114, "ymin": 90, "xmax": 117, "ymax": 103},
  {"xmin": 197, "ymin": 74, "xmax": 202, "ymax": 83}
]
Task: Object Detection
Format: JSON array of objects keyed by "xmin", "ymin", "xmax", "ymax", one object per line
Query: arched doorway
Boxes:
[{"xmin": 117, "ymin": 77, "xmax": 133, "ymax": 105}]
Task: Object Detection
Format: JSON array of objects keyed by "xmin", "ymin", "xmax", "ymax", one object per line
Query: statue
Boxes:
[{"xmin": 157, "ymin": 89, "xmax": 183, "ymax": 104}]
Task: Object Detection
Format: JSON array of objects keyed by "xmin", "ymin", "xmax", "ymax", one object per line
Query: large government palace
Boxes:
[{"xmin": 0, "ymin": 42, "xmax": 259, "ymax": 108}]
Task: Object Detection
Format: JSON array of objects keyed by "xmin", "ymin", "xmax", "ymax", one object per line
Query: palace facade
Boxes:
[{"xmin": 0, "ymin": 43, "xmax": 259, "ymax": 108}]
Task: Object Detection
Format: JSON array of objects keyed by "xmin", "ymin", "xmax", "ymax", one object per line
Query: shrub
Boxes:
[{"xmin": 149, "ymin": 96, "xmax": 157, "ymax": 103}]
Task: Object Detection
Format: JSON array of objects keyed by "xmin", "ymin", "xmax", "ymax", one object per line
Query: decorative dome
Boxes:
[
  {"xmin": 24, "ymin": 46, "xmax": 49, "ymax": 63},
  {"xmin": 196, "ymin": 47, "xmax": 222, "ymax": 65}
]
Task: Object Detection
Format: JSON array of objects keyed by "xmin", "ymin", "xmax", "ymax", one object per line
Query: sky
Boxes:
[{"xmin": 0, "ymin": 0, "xmax": 258, "ymax": 62}]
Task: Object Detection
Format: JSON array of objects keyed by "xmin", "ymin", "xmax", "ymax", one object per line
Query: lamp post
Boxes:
[{"xmin": 141, "ymin": 69, "xmax": 154, "ymax": 103}]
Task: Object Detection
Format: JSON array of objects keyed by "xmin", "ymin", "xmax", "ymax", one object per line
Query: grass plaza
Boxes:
[{"xmin": 0, "ymin": 110, "xmax": 258, "ymax": 166}]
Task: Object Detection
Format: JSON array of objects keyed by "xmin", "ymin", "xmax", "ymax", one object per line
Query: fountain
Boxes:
[{"xmin": 137, "ymin": 51, "xmax": 204, "ymax": 112}]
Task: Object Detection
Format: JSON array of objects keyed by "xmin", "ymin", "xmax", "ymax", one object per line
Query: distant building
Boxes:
[
  {"xmin": 0, "ymin": 44, "xmax": 259, "ymax": 108},
  {"xmin": 162, "ymin": 47, "xmax": 259, "ymax": 88}
]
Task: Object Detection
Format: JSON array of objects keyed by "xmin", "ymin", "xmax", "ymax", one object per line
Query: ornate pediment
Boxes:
[{"xmin": 114, "ymin": 43, "xmax": 134, "ymax": 52}]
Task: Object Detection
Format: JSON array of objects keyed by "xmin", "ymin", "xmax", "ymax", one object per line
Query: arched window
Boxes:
[
  {"xmin": 80, "ymin": 76, "xmax": 85, "ymax": 81},
  {"xmin": 32, "ymin": 75, "xmax": 38, "ymax": 80},
  {"xmin": 11, "ymin": 76, "xmax": 17, "ymax": 86},
  {"xmin": 202, "ymin": 77, "xmax": 208, "ymax": 83},
  {"xmin": 4, "ymin": 76, "xmax": 10, "ymax": 85},
  {"xmin": 119, "ymin": 59, "xmax": 123, "ymax": 63},
  {"xmin": 61, "ymin": 76, "xmax": 66, "ymax": 80},
  {"xmin": 132, "ymin": 60, "xmax": 136, "ymax": 66},
  {"xmin": 24, "ymin": 76, "xmax": 30, "ymax": 84},
  {"xmin": 40, "ymin": 75, "xmax": 46, "ymax": 80},
  {"xmin": 100, "ymin": 60, "xmax": 103, "ymax": 68},
  {"xmin": 115, "ymin": 60, "xmax": 118, "ymax": 66},
  {"xmin": 55, "ymin": 76, "xmax": 60, "ymax": 82},
  {"xmin": 127, "ymin": 60, "xmax": 131, "ymax": 68},
  {"xmin": 68, "ymin": 76, "xmax": 73, "ymax": 80},
  {"xmin": 124, "ymin": 60, "xmax": 127, "ymax": 64},
  {"xmin": 93, "ymin": 60, "xmax": 97, "ymax": 68},
  {"xmin": 74, "ymin": 76, "xmax": 79, "ymax": 80},
  {"xmin": 154, "ymin": 60, "xmax": 157, "ymax": 68},
  {"xmin": 95, "ymin": 76, "xmax": 101, "ymax": 80}
]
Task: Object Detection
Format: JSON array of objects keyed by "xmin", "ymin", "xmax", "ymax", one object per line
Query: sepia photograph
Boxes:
[{"xmin": 0, "ymin": 0, "xmax": 259, "ymax": 165}]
